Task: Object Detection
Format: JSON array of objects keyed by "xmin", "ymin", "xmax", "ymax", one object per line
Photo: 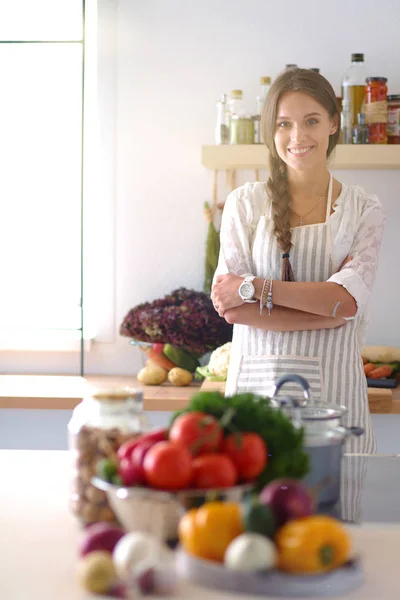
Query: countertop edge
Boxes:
[{"xmin": 0, "ymin": 374, "xmax": 398, "ymax": 413}]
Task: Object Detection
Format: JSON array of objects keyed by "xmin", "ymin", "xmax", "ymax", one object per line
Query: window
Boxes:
[{"xmin": 0, "ymin": 0, "xmax": 116, "ymax": 372}]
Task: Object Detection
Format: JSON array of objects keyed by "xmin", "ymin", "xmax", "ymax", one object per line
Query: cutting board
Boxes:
[{"xmin": 199, "ymin": 380, "xmax": 392, "ymax": 414}]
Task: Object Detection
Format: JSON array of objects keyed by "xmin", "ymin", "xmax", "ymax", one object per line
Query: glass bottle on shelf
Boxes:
[
  {"xmin": 256, "ymin": 76, "xmax": 271, "ymax": 115},
  {"xmin": 340, "ymin": 99, "xmax": 353, "ymax": 144},
  {"xmin": 341, "ymin": 53, "xmax": 367, "ymax": 126},
  {"xmin": 228, "ymin": 89, "xmax": 246, "ymax": 117},
  {"xmin": 352, "ymin": 113, "xmax": 369, "ymax": 144},
  {"xmin": 215, "ymin": 94, "xmax": 230, "ymax": 144}
]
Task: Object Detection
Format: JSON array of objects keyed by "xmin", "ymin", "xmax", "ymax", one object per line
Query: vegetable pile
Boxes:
[
  {"xmin": 172, "ymin": 391, "xmax": 309, "ymax": 488},
  {"xmin": 179, "ymin": 480, "xmax": 352, "ymax": 576},
  {"xmin": 137, "ymin": 342, "xmax": 198, "ymax": 386},
  {"xmin": 97, "ymin": 410, "xmax": 268, "ymax": 491},
  {"xmin": 120, "ymin": 287, "xmax": 233, "ymax": 357},
  {"xmin": 362, "ymin": 345, "xmax": 400, "ymax": 380},
  {"xmin": 96, "ymin": 391, "xmax": 308, "ymax": 492},
  {"xmin": 77, "ymin": 523, "xmax": 177, "ymax": 597}
]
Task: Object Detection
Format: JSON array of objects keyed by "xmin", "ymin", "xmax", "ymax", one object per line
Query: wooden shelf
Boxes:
[{"xmin": 201, "ymin": 144, "xmax": 400, "ymax": 170}]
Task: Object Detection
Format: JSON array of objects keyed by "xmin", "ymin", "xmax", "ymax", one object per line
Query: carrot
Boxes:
[
  {"xmin": 364, "ymin": 363, "xmax": 377, "ymax": 376},
  {"xmin": 144, "ymin": 348, "xmax": 177, "ymax": 371},
  {"xmin": 368, "ymin": 365, "xmax": 393, "ymax": 379}
]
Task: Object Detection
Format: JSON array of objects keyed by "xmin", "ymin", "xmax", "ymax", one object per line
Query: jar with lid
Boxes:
[
  {"xmin": 364, "ymin": 77, "xmax": 388, "ymax": 144},
  {"xmin": 387, "ymin": 95, "xmax": 400, "ymax": 144},
  {"xmin": 230, "ymin": 115, "xmax": 254, "ymax": 144},
  {"xmin": 68, "ymin": 386, "xmax": 150, "ymax": 525}
]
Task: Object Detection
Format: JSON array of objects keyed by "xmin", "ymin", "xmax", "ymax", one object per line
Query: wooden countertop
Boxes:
[
  {"xmin": 0, "ymin": 374, "xmax": 398, "ymax": 414},
  {"xmin": 1, "ymin": 449, "xmax": 400, "ymax": 600}
]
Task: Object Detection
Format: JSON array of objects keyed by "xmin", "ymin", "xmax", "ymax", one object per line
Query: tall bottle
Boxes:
[
  {"xmin": 215, "ymin": 94, "xmax": 230, "ymax": 144},
  {"xmin": 340, "ymin": 100, "xmax": 353, "ymax": 144},
  {"xmin": 228, "ymin": 90, "xmax": 246, "ymax": 117},
  {"xmin": 256, "ymin": 76, "xmax": 271, "ymax": 115},
  {"xmin": 341, "ymin": 53, "xmax": 367, "ymax": 126}
]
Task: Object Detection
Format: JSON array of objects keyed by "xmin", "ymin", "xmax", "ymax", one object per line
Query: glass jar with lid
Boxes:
[
  {"xmin": 68, "ymin": 386, "xmax": 150, "ymax": 525},
  {"xmin": 387, "ymin": 95, "xmax": 400, "ymax": 144},
  {"xmin": 364, "ymin": 77, "xmax": 388, "ymax": 144}
]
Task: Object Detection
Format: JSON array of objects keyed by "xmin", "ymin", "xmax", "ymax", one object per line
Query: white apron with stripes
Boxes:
[{"xmin": 225, "ymin": 176, "xmax": 376, "ymax": 455}]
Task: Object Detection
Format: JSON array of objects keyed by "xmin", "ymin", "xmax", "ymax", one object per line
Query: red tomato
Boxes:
[
  {"xmin": 143, "ymin": 441, "xmax": 193, "ymax": 490},
  {"xmin": 169, "ymin": 411, "xmax": 223, "ymax": 455},
  {"xmin": 222, "ymin": 433, "xmax": 267, "ymax": 481},
  {"xmin": 191, "ymin": 453, "xmax": 238, "ymax": 489}
]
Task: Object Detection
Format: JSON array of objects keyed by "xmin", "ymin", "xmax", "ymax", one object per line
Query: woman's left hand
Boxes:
[{"xmin": 211, "ymin": 273, "xmax": 244, "ymax": 317}]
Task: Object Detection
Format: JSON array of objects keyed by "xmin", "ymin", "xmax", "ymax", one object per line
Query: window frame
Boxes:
[{"xmin": 0, "ymin": 0, "xmax": 117, "ymax": 373}]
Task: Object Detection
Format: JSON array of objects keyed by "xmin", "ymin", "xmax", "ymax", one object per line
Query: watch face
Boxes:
[{"xmin": 240, "ymin": 282, "xmax": 254, "ymax": 299}]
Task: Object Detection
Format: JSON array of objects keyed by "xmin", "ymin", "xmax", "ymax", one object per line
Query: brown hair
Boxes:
[{"xmin": 261, "ymin": 68, "xmax": 340, "ymax": 281}]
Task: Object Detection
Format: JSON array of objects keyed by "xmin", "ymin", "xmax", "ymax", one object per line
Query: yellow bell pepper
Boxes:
[
  {"xmin": 178, "ymin": 501, "xmax": 244, "ymax": 562},
  {"xmin": 275, "ymin": 515, "xmax": 351, "ymax": 575}
]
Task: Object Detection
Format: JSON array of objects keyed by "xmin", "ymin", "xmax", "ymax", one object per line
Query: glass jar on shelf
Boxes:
[
  {"xmin": 387, "ymin": 95, "xmax": 400, "ymax": 144},
  {"xmin": 364, "ymin": 77, "xmax": 388, "ymax": 144},
  {"xmin": 68, "ymin": 386, "xmax": 150, "ymax": 525},
  {"xmin": 230, "ymin": 115, "xmax": 254, "ymax": 144},
  {"xmin": 352, "ymin": 113, "xmax": 369, "ymax": 144}
]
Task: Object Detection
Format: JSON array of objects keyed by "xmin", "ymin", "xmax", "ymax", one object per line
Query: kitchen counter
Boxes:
[
  {"xmin": 0, "ymin": 374, "xmax": 398, "ymax": 414},
  {"xmin": 1, "ymin": 450, "xmax": 400, "ymax": 599}
]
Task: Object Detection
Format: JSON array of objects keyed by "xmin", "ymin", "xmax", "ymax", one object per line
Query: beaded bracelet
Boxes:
[
  {"xmin": 266, "ymin": 279, "xmax": 273, "ymax": 315},
  {"xmin": 260, "ymin": 278, "xmax": 270, "ymax": 315}
]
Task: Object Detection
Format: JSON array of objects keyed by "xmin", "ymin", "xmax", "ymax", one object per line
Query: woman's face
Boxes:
[{"xmin": 273, "ymin": 91, "xmax": 338, "ymax": 172}]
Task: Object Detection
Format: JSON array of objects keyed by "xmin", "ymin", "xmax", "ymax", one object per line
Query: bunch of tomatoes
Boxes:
[{"xmin": 100, "ymin": 411, "xmax": 268, "ymax": 492}]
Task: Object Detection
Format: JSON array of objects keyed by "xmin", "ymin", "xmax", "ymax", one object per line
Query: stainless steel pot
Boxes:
[{"xmin": 271, "ymin": 374, "xmax": 364, "ymax": 505}]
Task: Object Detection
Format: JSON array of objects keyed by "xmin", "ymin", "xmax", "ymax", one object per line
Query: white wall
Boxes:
[{"xmin": 7, "ymin": 0, "xmax": 399, "ymax": 375}]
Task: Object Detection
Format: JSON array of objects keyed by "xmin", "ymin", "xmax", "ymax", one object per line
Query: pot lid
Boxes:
[{"xmin": 298, "ymin": 404, "xmax": 348, "ymax": 421}]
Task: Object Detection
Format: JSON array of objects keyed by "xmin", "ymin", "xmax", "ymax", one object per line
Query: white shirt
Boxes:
[{"xmin": 216, "ymin": 181, "xmax": 386, "ymax": 349}]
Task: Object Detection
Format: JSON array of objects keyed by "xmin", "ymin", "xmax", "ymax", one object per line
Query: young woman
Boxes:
[{"xmin": 211, "ymin": 68, "xmax": 385, "ymax": 453}]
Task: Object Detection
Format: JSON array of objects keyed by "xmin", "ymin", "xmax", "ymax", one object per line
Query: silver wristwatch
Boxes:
[{"xmin": 238, "ymin": 275, "xmax": 257, "ymax": 303}]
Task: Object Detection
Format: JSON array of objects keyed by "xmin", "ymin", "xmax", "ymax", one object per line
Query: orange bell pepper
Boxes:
[
  {"xmin": 178, "ymin": 501, "xmax": 244, "ymax": 562},
  {"xmin": 275, "ymin": 515, "xmax": 351, "ymax": 575}
]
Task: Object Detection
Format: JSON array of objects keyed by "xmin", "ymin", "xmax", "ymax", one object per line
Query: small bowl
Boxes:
[{"xmin": 92, "ymin": 477, "xmax": 253, "ymax": 543}]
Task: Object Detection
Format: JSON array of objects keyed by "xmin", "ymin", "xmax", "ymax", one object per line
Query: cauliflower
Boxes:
[{"xmin": 207, "ymin": 342, "xmax": 232, "ymax": 379}]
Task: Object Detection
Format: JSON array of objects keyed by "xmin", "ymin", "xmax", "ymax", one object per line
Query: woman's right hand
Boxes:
[{"xmin": 211, "ymin": 273, "xmax": 244, "ymax": 317}]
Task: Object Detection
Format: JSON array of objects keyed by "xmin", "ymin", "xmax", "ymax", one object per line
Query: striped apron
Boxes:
[{"xmin": 225, "ymin": 176, "xmax": 376, "ymax": 456}]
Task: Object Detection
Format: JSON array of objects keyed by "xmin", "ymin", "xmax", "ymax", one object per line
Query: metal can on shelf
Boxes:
[
  {"xmin": 387, "ymin": 95, "xmax": 400, "ymax": 144},
  {"xmin": 364, "ymin": 77, "xmax": 388, "ymax": 144},
  {"xmin": 230, "ymin": 115, "xmax": 254, "ymax": 144}
]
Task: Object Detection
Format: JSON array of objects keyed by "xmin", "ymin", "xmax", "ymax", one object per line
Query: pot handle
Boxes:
[
  {"xmin": 344, "ymin": 426, "xmax": 364, "ymax": 438},
  {"xmin": 270, "ymin": 374, "xmax": 311, "ymax": 407}
]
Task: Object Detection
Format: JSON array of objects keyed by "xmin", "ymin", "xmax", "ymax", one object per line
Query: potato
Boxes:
[
  {"xmin": 77, "ymin": 551, "xmax": 117, "ymax": 594},
  {"xmin": 167, "ymin": 367, "xmax": 193, "ymax": 386},
  {"xmin": 137, "ymin": 365, "xmax": 168, "ymax": 385}
]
